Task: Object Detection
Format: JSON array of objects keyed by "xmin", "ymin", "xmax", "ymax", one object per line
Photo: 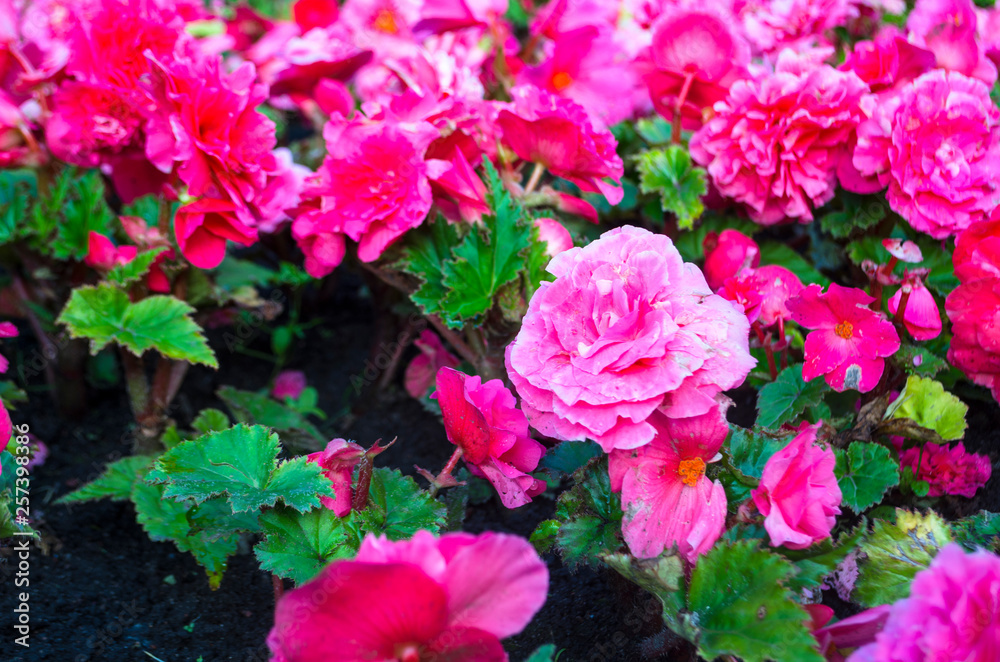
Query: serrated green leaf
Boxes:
[
  {"xmin": 855, "ymin": 509, "xmax": 952, "ymax": 606},
  {"xmin": 637, "ymin": 147, "xmax": 706, "ymax": 230},
  {"xmin": 834, "ymin": 442, "xmax": 900, "ymax": 513},
  {"xmin": 51, "ymin": 170, "xmax": 115, "ymax": 261},
  {"xmin": 539, "ymin": 440, "xmax": 602, "ymax": 480},
  {"xmin": 523, "ymin": 644, "xmax": 558, "ymax": 662},
  {"xmin": 952, "ymin": 510, "xmax": 1000, "ymax": 552},
  {"xmin": 886, "ymin": 375, "xmax": 968, "ymax": 441},
  {"xmin": 552, "ymin": 458, "xmax": 623, "ymax": 567},
  {"xmin": 357, "ymin": 467, "xmax": 446, "ymax": 539},
  {"xmin": 56, "ymin": 455, "xmax": 155, "ymax": 504},
  {"xmin": 819, "ymin": 194, "xmax": 885, "ymax": 239},
  {"xmin": 757, "ymin": 364, "xmax": 830, "ymax": 428},
  {"xmin": 400, "ymin": 216, "xmax": 461, "ymax": 318},
  {"xmin": 688, "ymin": 541, "xmax": 824, "ymax": 662},
  {"xmin": 217, "ymin": 386, "xmax": 325, "ymax": 444},
  {"xmin": 146, "ymin": 424, "xmax": 334, "ymax": 513},
  {"xmin": 254, "ymin": 506, "xmax": 358, "ymax": 584},
  {"xmin": 58, "ymin": 284, "xmax": 217, "ymax": 367},
  {"xmin": 723, "ymin": 426, "xmax": 788, "ymax": 501},
  {"xmin": 779, "ymin": 521, "xmax": 866, "ymax": 592},
  {"xmin": 106, "ymin": 247, "xmax": 168, "ymax": 287},
  {"xmin": 191, "ymin": 408, "xmax": 231, "ymax": 434}
]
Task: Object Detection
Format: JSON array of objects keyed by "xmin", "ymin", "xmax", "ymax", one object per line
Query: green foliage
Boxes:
[
  {"xmin": 523, "ymin": 645, "xmax": 559, "ymax": 662},
  {"xmin": 834, "ymin": 442, "xmax": 900, "ymax": 513},
  {"xmin": 217, "ymin": 386, "xmax": 325, "ymax": 446},
  {"xmin": 756, "ymin": 365, "xmax": 830, "ymax": 428},
  {"xmin": 635, "ymin": 117, "xmax": 673, "ymax": 145},
  {"xmin": 952, "ymin": 511, "xmax": 1000, "ymax": 552},
  {"xmin": 819, "ymin": 193, "xmax": 886, "ymax": 238},
  {"xmin": 356, "ymin": 467, "xmax": 446, "ymax": 539},
  {"xmin": 886, "ymin": 376, "xmax": 968, "ymax": 441},
  {"xmin": 779, "ymin": 522, "xmax": 866, "ymax": 592},
  {"xmin": 401, "ymin": 216, "xmax": 461, "ymax": 317},
  {"xmin": 855, "ymin": 509, "xmax": 952, "ymax": 606},
  {"xmin": 56, "ymin": 455, "xmax": 155, "ymax": 504},
  {"xmin": 894, "ymin": 344, "xmax": 949, "ymax": 377},
  {"xmin": 602, "ymin": 551, "xmax": 688, "ymax": 634},
  {"xmin": 146, "ymin": 424, "xmax": 334, "ymax": 514},
  {"xmin": 723, "ymin": 426, "xmax": 788, "ymax": 501},
  {"xmin": 538, "ymin": 440, "xmax": 602, "ymax": 481},
  {"xmin": 58, "ymin": 284, "xmax": 217, "ymax": 367},
  {"xmin": 191, "ymin": 408, "xmax": 231, "ymax": 435},
  {"xmin": 254, "ymin": 506, "xmax": 359, "ymax": 584},
  {"xmin": 637, "ymin": 146, "xmax": 707, "ymax": 230},
  {"xmin": 759, "ymin": 242, "xmax": 831, "ymax": 287},
  {"xmin": 106, "ymin": 247, "xmax": 168, "ymax": 287}
]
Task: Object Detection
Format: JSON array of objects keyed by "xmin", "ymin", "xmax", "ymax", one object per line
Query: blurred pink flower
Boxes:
[
  {"xmin": 0, "ymin": 321, "xmax": 17, "ymax": 375},
  {"xmin": 752, "ymin": 423, "xmax": 842, "ymax": 550},
  {"xmin": 533, "ymin": 217, "xmax": 573, "ymax": 257},
  {"xmin": 691, "ymin": 56, "xmax": 869, "ymax": 225},
  {"xmin": 888, "ymin": 276, "xmax": 941, "ymax": 341},
  {"xmin": 292, "ymin": 0, "xmax": 340, "ymax": 31},
  {"xmin": 812, "ymin": 604, "xmax": 891, "ymax": 661},
  {"xmin": 497, "ymin": 85, "xmax": 624, "ymax": 205},
  {"xmin": 610, "ymin": 403, "xmax": 730, "ymax": 562},
  {"xmin": 506, "ymin": 226, "xmax": 755, "ymax": 452},
  {"xmin": 947, "ymin": 276, "xmax": 1000, "ymax": 404},
  {"xmin": 788, "ymin": 283, "xmax": 900, "ymax": 393},
  {"xmin": 839, "ymin": 29, "xmax": 935, "ymax": 94},
  {"xmin": 739, "ymin": 0, "xmax": 853, "ymax": 54},
  {"xmin": 0, "ymin": 398, "xmax": 11, "ymax": 452},
  {"xmin": 273, "ymin": 370, "xmax": 308, "ymax": 400},
  {"xmin": 908, "ymin": 0, "xmax": 997, "ymax": 84},
  {"xmin": 434, "ymin": 367, "xmax": 547, "ymax": 508},
  {"xmin": 853, "ymin": 70, "xmax": 1000, "ymax": 239},
  {"xmin": 84, "ymin": 232, "xmax": 137, "ymax": 271},
  {"xmin": 415, "ymin": 0, "xmax": 507, "ymax": 33},
  {"xmin": 306, "ymin": 438, "xmax": 366, "ymax": 516},
  {"xmin": 900, "ymin": 442, "xmax": 991, "ymax": 498},
  {"xmin": 849, "ymin": 543, "xmax": 1000, "ymax": 662},
  {"xmin": 267, "ymin": 530, "xmax": 548, "ymax": 662},
  {"xmin": 703, "ymin": 229, "xmax": 760, "ymax": 291},
  {"xmin": 404, "ymin": 330, "xmax": 460, "ymax": 399}
]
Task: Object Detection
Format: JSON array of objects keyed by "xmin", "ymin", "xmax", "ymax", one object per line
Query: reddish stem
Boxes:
[
  {"xmin": 671, "ymin": 71, "xmax": 696, "ymax": 145},
  {"xmin": 764, "ymin": 332, "xmax": 778, "ymax": 381},
  {"xmin": 272, "ymin": 575, "xmax": 284, "ymax": 604}
]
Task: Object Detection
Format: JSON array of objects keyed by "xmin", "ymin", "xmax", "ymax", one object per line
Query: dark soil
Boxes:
[{"xmin": 2, "ymin": 280, "xmax": 999, "ymax": 662}]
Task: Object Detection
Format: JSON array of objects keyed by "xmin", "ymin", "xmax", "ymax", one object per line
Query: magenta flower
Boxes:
[
  {"xmin": 907, "ymin": 0, "xmax": 997, "ymax": 84},
  {"xmin": 173, "ymin": 198, "xmax": 257, "ymax": 270},
  {"xmin": 752, "ymin": 423, "xmax": 842, "ymax": 550},
  {"xmin": 0, "ymin": 321, "xmax": 18, "ymax": 375},
  {"xmin": 267, "ymin": 530, "xmax": 548, "ymax": 662},
  {"xmin": 839, "ymin": 29, "xmax": 935, "ymax": 94},
  {"xmin": 691, "ymin": 56, "xmax": 869, "ymax": 225},
  {"xmin": 703, "ymin": 229, "xmax": 760, "ymax": 291},
  {"xmin": 272, "ymin": 371, "xmax": 308, "ymax": 401},
  {"xmin": 533, "ymin": 217, "xmax": 573, "ymax": 257},
  {"xmin": 888, "ymin": 275, "xmax": 942, "ymax": 341},
  {"xmin": 496, "ymin": 85, "xmax": 624, "ymax": 205},
  {"xmin": 306, "ymin": 438, "xmax": 366, "ymax": 516},
  {"xmin": 849, "ymin": 543, "xmax": 1000, "ymax": 662},
  {"xmin": 84, "ymin": 232, "xmax": 137, "ymax": 271},
  {"xmin": 404, "ymin": 330, "xmax": 460, "ymax": 399},
  {"xmin": 788, "ymin": 283, "xmax": 900, "ymax": 392},
  {"xmin": 434, "ymin": 367, "xmax": 546, "ymax": 508},
  {"xmin": 899, "ymin": 442, "xmax": 991, "ymax": 498},
  {"xmin": 739, "ymin": 0, "xmax": 852, "ymax": 54},
  {"xmin": 609, "ymin": 402, "xmax": 729, "ymax": 562},
  {"xmin": 0, "ymin": 398, "xmax": 11, "ymax": 460},
  {"xmin": 853, "ymin": 70, "xmax": 1000, "ymax": 239},
  {"xmin": 429, "ymin": 148, "xmax": 489, "ymax": 224},
  {"xmin": 506, "ymin": 226, "xmax": 755, "ymax": 452}
]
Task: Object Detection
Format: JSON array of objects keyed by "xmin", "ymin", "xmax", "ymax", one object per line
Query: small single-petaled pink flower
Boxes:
[
  {"xmin": 434, "ymin": 367, "xmax": 547, "ymax": 508},
  {"xmin": 703, "ymin": 229, "xmax": 760, "ymax": 291},
  {"xmin": 788, "ymin": 283, "xmax": 900, "ymax": 392},
  {"xmin": 506, "ymin": 226, "xmax": 755, "ymax": 452},
  {"xmin": 533, "ymin": 217, "xmax": 573, "ymax": 257},
  {"xmin": 306, "ymin": 438, "xmax": 366, "ymax": 516},
  {"xmin": 173, "ymin": 198, "xmax": 257, "ymax": 270},
  {"xmin": 267, "ymin": 530, "xmax": 548, "ymax": 662},
  {"xmin": 739, "ymin": 0, "xmax": 853, "ymax": 54},
  {"xmin": 609, "ymin": 402, "xmax": 730, "ymax": 562},
  {"xmin": 848, "ymin": 543, "xmax": 1000, "ymax": 662},
  {"xmin": 752, "ymin": 423, "xmax": 842, "ymax": 550},
  {"xmin": 908, "ymin": 0, "xmax": 997, "ymax": 84},
  {"xmin": 273, "ymin": 370, "xmax": 308, "ymax": 401},
  {"xmin": 853, "ymin": 70, "xmax": 1000, "ymax": 239},
  {"xmin": 496, "ymin": 85, "xmax": 624, "ymax": 205},
  {"xmin": 888, "ymin": 275, "xmax": 941, "ymax": 341},
  {"xmin": 691, "ymin": 56, "xmax": 869, "ymax": 225},
  {"xmin": 84, "ymin": 232, "xmax": 137, "ymax": 271},
  {"xmin": 404, "ymin": 330, "xmax": 460, "ymax": 399},
  {"xmin": 899, "ymin": 442, "xmax": 991, "ymax": 498}
]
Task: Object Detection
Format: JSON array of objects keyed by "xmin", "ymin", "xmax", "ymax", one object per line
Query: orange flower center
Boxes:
[
  {"xmin": 835, "ymin": 321, "xmax": 854, "ymax": 339},
  {"xmin": 677, "ymin": 457, "xmax": 706, "ymax": 487},
  {"xmin": 373, "ymin": 8, "xmax": 399, "ymax": 33},
  {"xmin": 551, "ymin": 71, "xmax": 573, "ymax": 91}
]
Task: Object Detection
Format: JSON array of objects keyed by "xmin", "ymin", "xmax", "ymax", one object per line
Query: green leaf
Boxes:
[
  {"xmin": 723, "ymin": 426, "xmax": 788, "ymax": 501},
  {"xmin": 523, "ymin": 644, "xmax": 559, "ymax": 662},
  {"xmin": 217, "ymin": 386, "xmax": 325, "ymax": 444},
  {"xmin": 538, "ymin": 440, "xmax": 602, "ymax": 481},
  {"xmin": 191, "ymin": 408, "xmax": 231, "ymax": 435},
  {"xmin": 552, "ymin": 458, "xmax": 623, "ymax": 567},
  {"xmin": 886, "ymin": 375, "xmax": 968, "ymax": 441},
  {"xmin": 834, "ymin": 442, "xmax": 900, "ymax": 514},
  {"xmin": 529, "ymin": 519, "xmax": 561, "ymax": 554},
  {"xmin": 439, "ymin": 162, "xmax": 532, "ymax": 325},
  {"xmin": 779, "ymin": 522, "xmax": 865, "ymax": 592},
  {"xmin": 636, "ymin": 117, "xmax": 673, "ymax": 145},
  {"xmin": 758, "ymin": 243, "xmax": 831, "ymax": 287},
  {"xmin": 952, "ymin": 511, "xmax": 1000, "ymax": 552},
  {"xmin": 146, "ymin": 424, "xmax": 334, "ymax": 514},
  {"xmin": 51, "ymin": 170, "xmax": 115, "ymax": 261},
  {"xmin": 602, "ymin": 551, "xmax": 688, "ymax": 635},
  {"xmin": 106, "ymin": 247, "xmax": 168, "ymax": 287},
  {"xmin": 357, "ymin": 467, "xmax": 446, "ymax": 539},
  {"xmin": 855, "ymin": 509, "xmax": 952, "ymax": 607},
  {"xmin": 756, "ymin": 364, "xmax": 830, "ymax": 428},
  {"xmin": 254, "ymin": 506, "xmax": 359, "ymax": 584},
  {"xmin": 819, "ymin": 193, "xmax": 886, "ymax": 239},
  {"xmin": 687, "ymin": 541, "xmax": 824, "ymax": 662},
  {"xmin": 58, "ymin": 284, "xmax": 217, "ymax": 367},
  {"xmin": 400, "ymin": 215, "xmax": 461, "ymax": 318},
  {"xmin": 213, "ymin": 257, "xmax": 276, "ymax": 292},
  {"xmin": 637, "ymin": 146, "xmax": 707, "ymax": 230},
  {"xmin": 894, "ymin": 344, "xmax": 949, "ymax": 377},
  {"xmin": 56, "ymin": 455, "xmax": 155, "ymax": 504}
]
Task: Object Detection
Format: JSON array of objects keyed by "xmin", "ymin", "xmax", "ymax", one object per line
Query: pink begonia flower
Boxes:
[
  {"xmin": 812, "ymin": 604, "xmax": 891, "ymax": 662},
  {"xmin": 642, "ymin": 8, "xmax": 750, "ymax": 131},
  {"xmin": 899, "ymin": 442, "xmax": 991, "ymax": 498},
  {"xmin": 752, "ymin": 423, "xmax": 842, "ymax": 550},
  {"xmin": 519, "ymin": 26, "xmax": 637, "ymax": 126},
  {"xmin": 748, "ymin": 265, "xmax": 805, "ymax": 329},
  {"xmin": 118, "ymin": 216, "xmax": 175, "ymax": 293},
  {"xmin": 853, "ymin": 70, "xmax": 1000, "ymax": 239},
  {"xmin": 0, "ymin": 321, "xmax": 17, "ymax": 375},
  {"xmin": 981, "ymin": 7, "xmax": 1000, "ymax": 70},
  {"xmin": 267, "ymin": 530, "xmax": 548, "ymax": 662},
  {"xmin": 173, "ymin": 198, "xmax": 257, "ymax": 270},
  {"xmin": 434, "ymin": 367, "xmax": 547, "ymax": 508},
  {"xmin": 908, "ymin": 0, "xmax": 997, "ymax": 84},
  {"xmin": 404, "ymin": 330, "xmax": 460, "ymax": 399},
  {"xmin": 251, "ymin": 26, "xmax": 372, "ymax": 102},
  {"xmin": 849, "ymin": 543, "xmax": 1000, "ymax": 662},
  {"xmin": 84, "ymin": 232, "xmax": 137, "ymax": 271},
  {"xmin": 496, "ymin": 85, "xmax": 624, "ymax": 205},
  {"xmin": 887, "ymin": 276, "xmax": 941, "ymax": 341},
  {"xmin": 609, "ymin": 402, "xmax": 730, "ymax": 562},
  {"xmin": 718, "ymin": 274, "xmax": 764, "ymax": 324},
  {"xmin": 881, "ymin": 239, "xmax": 923, "ymax": 264},
  {"xmin": 788, "ymin": 283, "xmax": 900, "ymax": 393},
  {"xmin": 533, "ymin": 217, "xmax": 573, "ymax": 257},
  {"xmin": 839, "ymin": 29, "xmax": 936, "ymax": 95},
  {"xmin": 273, "ymin": 370, "xmax": 308, "ymax": 401},
  {"xmin": 292, "ymin": 111, "xmax": 448, "ymax": 277},
  {"xmin": 415, "ymin": 0, "xmax": 507, "ymax": 33},
  {"xmin": 702, "ymin": 229, "xmax": 760, "ymax": 291},
  {"xmin": 506, "ymin": 226, "xmax": 755, "ymax": 452},
  {"xmin": 691, "ymin": 55, "xmax": 869, "ymax": 225},
  {"xmin": 306, "ymin": 438, "xmax": 366, "ymax": 516},
  {"xmin": 292, "ymin": 0, "xmax": 340, "ymax": 31},
  {"xmin": 0, "ymin": 91, "xmax": 38, "ymax": 169},
  {"xmin": 0, "ymin": 398, "xmax": 10, "ymax": 456},
  {"xmin": 953, "ymin": 212, "xmax": 1000, "ymax": 282},
  {"xmin": 739, "ymin": 0, "xmax": 853, "ymax": 54},
  {"xmin": 340, "ymin": 0, "xmax": 422, "ymax": 58},
  {"xmin": 429, "ymin": 148, "xmax": 489, "ymax": 223}
]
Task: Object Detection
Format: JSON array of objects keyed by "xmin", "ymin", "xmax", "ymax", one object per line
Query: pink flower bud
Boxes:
[
  {"xmin": 888, "ymin": 277, "xmax": 942, "ymax": 340},
  {"xmin": 702, "ymin": 229, "xmax": 760, "ymax": 290},
  {"xmin": 272, "ymin": 370, "xmax": 307, "ymax": 401},
  {"xmin": 533, "ymin": 217, "xmax": 573, "ymax": 257}
]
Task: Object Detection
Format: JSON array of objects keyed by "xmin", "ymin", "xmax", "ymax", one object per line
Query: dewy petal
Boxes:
[
  {"xmin": 435, "ymin": 367, "xmax": 491, "ymax": 464},
  {"xmin": 826, "ymin": 355, "xmax": 885, "ymax": 392},
  {"xmin": 787, "ymin": 284, "xmax": 839, "ymax": 330}
]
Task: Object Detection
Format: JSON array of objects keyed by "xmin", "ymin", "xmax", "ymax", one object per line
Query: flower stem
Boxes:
[
  {"xmin": 524, "ymin": 163, "xmax": 545, "ymax": 196},
  {"xmin": 272, "ymin": 575, "xmax": 284, "ymax": 604},
  {"xmin": 671, "ymin": 71, "xmax": 696, "ymax": 145},
  {"xmin": 428, "ymin": 447, "xmax": 464, "ymax": 499},
  {"xmin": 764, "ymin": 333, "xmax": 778, "ymax": 381}
]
